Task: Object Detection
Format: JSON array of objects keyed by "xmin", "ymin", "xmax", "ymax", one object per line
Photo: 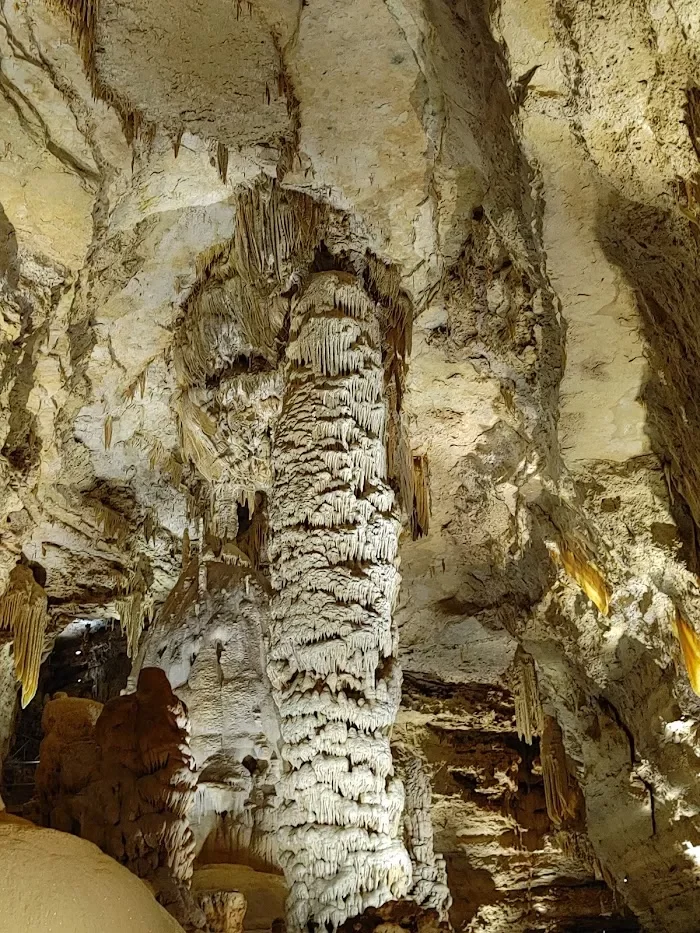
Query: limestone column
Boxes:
[{"xmin": 267, "ymin": 272, "xmax": 412, "ymax": 931}]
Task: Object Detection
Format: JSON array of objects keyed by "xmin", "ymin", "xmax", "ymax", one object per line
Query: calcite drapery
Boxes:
[
  {"xmin": 268, "ymin": 272, "xmax": 411, "ymax": 931},
  {"xmin": 0, "ymin": 563, "xmax": 48, "ymax": 708},
  {"xmin": 132, "ymin": 559, "xmax": 281, "ymax": 869}
]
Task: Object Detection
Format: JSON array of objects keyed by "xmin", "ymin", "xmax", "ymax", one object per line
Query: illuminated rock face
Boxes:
[
  {"xmin": 133, "ymin": 561, "xmax": 281, "ymax": 870},
  {"xmin": 0, "ymin": 819, "xmax": 186, "ymax": 933},
  {"xmin": 9, "ymin": 0, "xmax": 700, "ymax": 930},
  {"xmin": 267, "ymin": 273, "xmax": 411, "ymax": 931}
]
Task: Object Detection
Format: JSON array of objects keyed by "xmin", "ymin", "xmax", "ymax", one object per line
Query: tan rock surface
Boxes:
[
  {"xmin": 192, "ymin": 865, "xmax": 286, "ymax": 933},
  {"xmin": 5, "ymin": 0, "xmax": 700, "ymax": 929},
  {"xmin": 0, "ymin": 820, "xmax": 185, "ymax": 933}
]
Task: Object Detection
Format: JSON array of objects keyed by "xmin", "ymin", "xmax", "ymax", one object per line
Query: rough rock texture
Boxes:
[
  {"xmin": 84, "ymin": 667, "xmax": 200, "ymax": 924},
  {"xmin": 400, "ymin": 757, "xmax": 451, "ymax": 921},
  {"xmin": 268, "ymin": 271, "xmax": 411, "ymax": 931},
  {"xmin": 396, "ymin": 674, "xmax": 640, "ymax": 932},
  {"xmin": 2, "ymin": 618, "xmax": 129, "ymax": 812},
  {"xmin": 196, "ymin": 889, "xmax": 247, "ymax": 933},
  {"xmin": 35, "ymin": 692, "xmax": 102, "ymax": 832},
  {"xmin": 336, "ymin": 899, "xmax": 447, "ymax": 933},
  {"xmin": 192, "ymin": 865, "xmax": 286, "ymax": 933},
  {"xmin": 34, "ymin": 669, "xmax": 201, "ymax": 926},
  {"xmin": 132, "ymin": 560, "xmax": 281, "ymax": 868},
  {"xmin": 5, "ymin": 0, "xmax": 700, "ymax": 930}
]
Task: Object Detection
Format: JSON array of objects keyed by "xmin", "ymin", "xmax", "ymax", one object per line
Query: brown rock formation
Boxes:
[
  {"xmin": 35, "ymin": 669, "xmax": 201, "ymax": 927},
  {"xmin": 35, "ymin": 693, "xmax": 102, "ymax": 832},
  {"xmin": 337, "ymin": 900, "xmax": 447, "ymax": 933},
  {"xmin": 197, "ymin": 890, "xmax": 247, "ymax": 933},
  {"xmin": 86, "ymin": 668, "xmax": 199, "ymax": 920}
]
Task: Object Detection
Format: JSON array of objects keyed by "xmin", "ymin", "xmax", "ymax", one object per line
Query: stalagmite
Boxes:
[
  {"xmin": 268, "ymin": 272, "xmax": 412, "ymax": 931},
  {"xmin": 197, "ymin": 890, "xmax": 246, "ymax": 933},
  {"xmin": 80, "ymin": 668, "xmax": 203, "ymax": 928},
  {"xmin": 0, "ymin": 563, "xmax": 49, "ymax": 707},
  {"xmin": 36, "ymin": 694, "xmax": 103, "ymax": 833},
  {"xmin": 401, "ymin": 757, "xmax": 451, "ymax": 921},
  {"xmin": 133, "ymin": 559, "xmax": 281, "ymax": 869}
]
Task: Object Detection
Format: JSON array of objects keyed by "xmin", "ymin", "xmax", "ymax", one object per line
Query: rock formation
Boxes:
[
  {"xmin": 35, "ymin": 670, "xmax": 201, "ymax": 927},
  {"xmin": 268, "ymin": 271, "xmax": 411, "ymax": 930},
  {"xmin": 132, "ymin": 559, "xmax": 281, "ymax": 869},
  {"xmin": 0, "ymin": 563, "xmax": 48, "ymax": 708},
  {"xmin": 4, "ymin": 0, "xmax": 700, "ymax": 930},
  {"xmin": 35, "ymin": 692, "xmax": 102, "ymax": 832},
  {"xmin": 197, "ymin": 890, "xmax": 247, "ymax": 933},
  {"xmin": 0, "ymin": 817, "xmax": 187, "ymax": 933},
  {"xmin": 82, "ymin": 667, "xmax": 201, "ymax": 929},
  {"xmin": 400, "ymin": 757, "xmax": 451, "ymax": 922}
]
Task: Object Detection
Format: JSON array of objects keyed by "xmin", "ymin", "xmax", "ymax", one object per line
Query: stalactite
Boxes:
[
  {"xmin": 672, "ymin": 609, "xmax": 700, "ymax": 695},
  {"xmin": 401, "ymin": 757, "xmax": 451, "ymax": 921},
  {"xmin": 103, "ymin": 414, "xmax": 113, "ymax": 450},
  {"xmin": 143, "ymin": 508, "xmax": 157, "ymax": 545},
  {"xmin": 548, "ymin": 541, "xmax": 610, "ymax": 616},
  {"xmin": 540, "ymin": 715, "xmax": 576, "ymax": 827},
  {"xmin": 115, "ymin": 562, "xmax": 151, "ymax": 658},
  {"xmin": 47, "ymin": 0, "xmax": 148, "ymax": 143},
  {"xmin": 410, "ymin": 456, "xmax": 430, "ymax": 540},
  {"xmin": 217, "ymin": 142, "xmax": 229, "ymax": 185},
  {"xmin": 175, "ymin": 389, "xmax": 226, "ymax": 483},
  {"xmin": 365, "ymin": 255, "xmax": 413, "ymax": 378},
  {"xmin": 196, "ymin": 517, "xmax": 206, "ymax": 615},
  {"xmin": 173, "ymin": 272, "xmax": 284, "ymax": 387},
  {"xmin": 238, "ymin": 499, "xmax": 268, "ymax": 570},
  {"xmin": 0, "ymin": 564, "xmax": 48, "ymax": 708},
  {"xmin": 116, "ymin": 591, "xmax": 146, "ymax": 659},
  {"xmin": 173, "ymin": 127, "xmax": 184, "ymax": 159},
  {"xmin": 512, "ymin": 648, "xmax": 543, "ymax": 744},
  {"xmin": 88, "ymin": 498, "xmax": 130, "ymax": 547},
  {"xmin": 269, "ymin": 271, "xmax": 412, "ymax": 932},
  {"xmin": 386, "ymin": 390, "xmax": 414, "ymax": 531},
  {"xmin": 182, "ymin": 527, "xmax": 191, "ymax": 568},
  {"xmin": 232, "ymin": 183, "xmax": 326, "ymax": 288},
  {"xmin": 364, "ymin": 255, "xmax": 416, "ymax": 531},
  {"xmin": 122, "ymin": 366, "xmax": 148, "ymax": 402}
]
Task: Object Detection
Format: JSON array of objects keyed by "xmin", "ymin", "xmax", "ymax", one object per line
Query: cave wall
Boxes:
[{"xmin": 2, "ymin": 0, "xmax": 700, "ymax": 930}]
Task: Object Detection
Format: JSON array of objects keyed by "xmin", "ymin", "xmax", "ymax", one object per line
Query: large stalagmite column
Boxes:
[{"xmin": 268, "ymin": 272, "xmax": 412, "ymax": 931}]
